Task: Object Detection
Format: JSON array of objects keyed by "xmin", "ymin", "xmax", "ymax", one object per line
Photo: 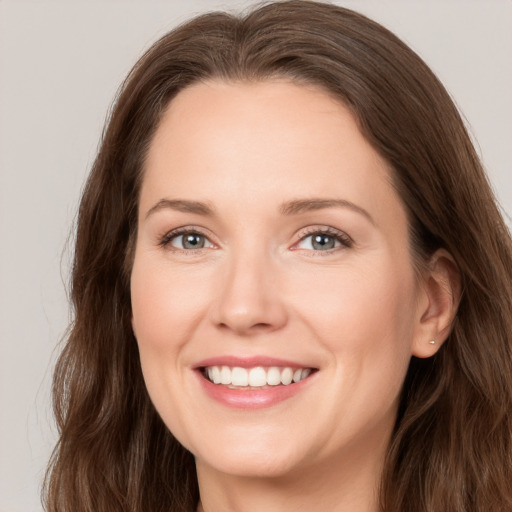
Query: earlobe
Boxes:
[{"xmin": 412, "ymin": 249, "xmax": 461, "ymax": 358}]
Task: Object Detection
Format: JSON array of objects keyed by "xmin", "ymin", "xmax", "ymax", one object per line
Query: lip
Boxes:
[
  {"xmin": 193, "ymin": 356, "xmax": 318, "ymax": 410},
  {"xmin": 193, "ymin": 355, "xmax": 314, "ymax": 370}
]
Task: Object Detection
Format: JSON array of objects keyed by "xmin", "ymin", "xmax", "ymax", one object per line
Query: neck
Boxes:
[{"xmin": 195, "ymin": 438, "xmax": 386, "ymax": 512}]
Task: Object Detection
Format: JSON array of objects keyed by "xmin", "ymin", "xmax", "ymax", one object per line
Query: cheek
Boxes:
[
  {"xmin": 130, "ymin": 257, "xmax": 203, "ymax": 439},
  {"xmin": 290, "ymin": 255, "xmax": 417, "ymax": 410},
  {"xmin": 292, "ymin": 257, "xmax": 416, "ymax": 347},
  {"xmin": 130, "ymin": 256, "xmax": 209, "ymax": 355}
]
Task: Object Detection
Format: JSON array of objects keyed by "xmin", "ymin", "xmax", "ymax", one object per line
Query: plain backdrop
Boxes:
[{"xmin": 0, "ymin": 1, "xmax": 511, "ymax": 511}]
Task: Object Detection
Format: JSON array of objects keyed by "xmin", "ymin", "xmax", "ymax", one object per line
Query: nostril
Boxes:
[
  {"xmin": 252, "ymin": 322, "xmax": 273, "ymax": 330},
  {"xmin": 210, "ymin": 264, "xmax": 289, "ymax": 333},
  {"xmin": 216, "ymin": 319, "xmax": 275, "ymax": 334}
]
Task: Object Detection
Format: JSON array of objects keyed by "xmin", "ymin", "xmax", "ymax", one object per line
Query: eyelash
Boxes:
[
  {"xmin": 159, "ymin": 226, "xmax": 212, "ymax": 251},
  {"xmin": 294, "ymin": 226, "xmax": 353, "ymax": 252},
  {"xmin": 159, "ymin": 226, "xmax": 353, "ymax": 253}
]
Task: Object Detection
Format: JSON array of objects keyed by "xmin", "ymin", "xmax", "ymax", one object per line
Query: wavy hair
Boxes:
[{"xmin": 44, "ymin": 2, "xmax": 512, "ymax": 511}]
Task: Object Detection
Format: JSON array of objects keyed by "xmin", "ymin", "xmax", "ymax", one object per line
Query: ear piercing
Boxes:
[{"xmin": 429, "ymin": 340, "xmax": 436, "ymax": 345}]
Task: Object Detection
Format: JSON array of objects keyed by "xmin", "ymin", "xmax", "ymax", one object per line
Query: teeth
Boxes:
[
  {"xmin": 210, "ymin": 366, "xmax": 221, "ymax": 384},
  {"xmin": 248, "ymin": 367, "xmax": 267, "ymax": 387},
  {"xmin": 267, "ymin": 367, "xmax": 281, "ymax": 386},
  {"xmin": 280, "ymin": 367, "xmax": 293, "ymax": 385},
  {"xmin": 204, "ymin": 365, "xmax": 313, "ymax": 387},
  {"xmin": 220, "ymin": 366, "xmax": 231, "ymax": 385},
  {"xmin": 231, "ymin": 367, "xmax": 249, "ymax": 386}
]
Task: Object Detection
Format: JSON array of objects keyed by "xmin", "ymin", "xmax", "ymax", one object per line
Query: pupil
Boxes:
[
  {"xmin": 183, "ymin": 234, "xmax": 204, "ymax": 249},
  {"xmin": 312, "ymin": 234, "xmax": 334, "ymax": 250}
]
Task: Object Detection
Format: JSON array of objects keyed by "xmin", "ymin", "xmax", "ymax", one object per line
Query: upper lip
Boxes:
[{"xmin": 193, "ymin": 356, "xmax": 317, "ymax": 369}]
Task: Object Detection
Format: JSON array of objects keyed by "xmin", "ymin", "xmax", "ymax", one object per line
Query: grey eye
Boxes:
[
  {"xmin": 171, "ymin": 233, "xmax": 211, "ymax": 250},
  {"xmin": 311, "ymin": 234, "xmax": 337, "ymax": 250},
  {"xmin": 297, "ymin": 233, "xmax": 341, "ymax": 251}
]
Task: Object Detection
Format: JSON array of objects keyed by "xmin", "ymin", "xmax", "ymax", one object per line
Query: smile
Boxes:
[
  {"xmin": 194, "ymin": 357, "xmax": 318, "ymax": 409},
  {"xmin": 203, "ymin": 365, "xmax": 313, "ymax": 388}
]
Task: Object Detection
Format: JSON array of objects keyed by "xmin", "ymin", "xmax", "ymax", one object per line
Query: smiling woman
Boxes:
[
  {"xmin": 44, "ymin": 2, "xmax": 512, "ymax": 512},
  {"xmin": 131, "ymin": 80, "xmax": 443, "ymax": 501}
]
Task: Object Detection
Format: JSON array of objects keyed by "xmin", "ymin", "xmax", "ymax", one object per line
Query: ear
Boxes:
[{"xmin": 412, "ymin": 249, "xmax": 461, "ymax": 358}]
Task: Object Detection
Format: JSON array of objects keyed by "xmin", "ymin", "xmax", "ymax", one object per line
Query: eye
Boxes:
[
  {"xmin": 294, "ymin": 228, "xmax": 352, "ymax": 252},
  {"xmin": 161, "ymin": 229, "xmax": 215, "ymax": 250}
]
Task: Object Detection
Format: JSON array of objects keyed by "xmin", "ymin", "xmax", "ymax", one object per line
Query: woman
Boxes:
[{"xmin": 44, "ymin": 1, "xmax": 512, "ymax": 511}]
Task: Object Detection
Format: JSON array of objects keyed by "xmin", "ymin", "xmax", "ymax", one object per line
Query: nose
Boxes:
[{"xmin": 210, "ymin": 249, "xmax": 288, "ymax": 336}]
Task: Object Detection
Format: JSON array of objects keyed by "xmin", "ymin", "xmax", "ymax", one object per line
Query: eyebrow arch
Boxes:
[
  {"xmin": 279, "ymin": 198, "xmax": 375, "ymax": 225},
  {"xmin": 145, "ymin": 197, "xmax": 374, "ymax": 224},
  {"xmin": 145, "ymin": 199, "xmax": 215, "ymax": 219}
]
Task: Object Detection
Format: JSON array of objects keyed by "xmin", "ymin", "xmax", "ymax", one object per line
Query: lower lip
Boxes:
[{"xmin": 195, "ymin": 371, "xmax": 315, "ymax": 409}]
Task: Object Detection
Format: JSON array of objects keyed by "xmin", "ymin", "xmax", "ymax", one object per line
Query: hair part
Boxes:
[{"xmin": 44, "ymin": 2, "xmax": 512, "ymax": 511}]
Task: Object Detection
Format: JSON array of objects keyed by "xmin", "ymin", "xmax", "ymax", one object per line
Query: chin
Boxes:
[
  {"xmin": 196, "ymin": 448, "xmax": 305, "ymax": 479},
  {"xmin": 188, "ymin": 424, "xmax": 313, "ymax": 479}
]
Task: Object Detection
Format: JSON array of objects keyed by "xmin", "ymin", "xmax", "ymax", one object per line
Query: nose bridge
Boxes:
[{"xmin": 212, "ymin": 239, "xmax": 287, "ymax": 334}]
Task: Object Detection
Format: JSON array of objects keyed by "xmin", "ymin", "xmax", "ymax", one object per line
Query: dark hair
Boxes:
[{"xmin": 44, "ymin": 2, "xmax": 512, "ymax": 511}]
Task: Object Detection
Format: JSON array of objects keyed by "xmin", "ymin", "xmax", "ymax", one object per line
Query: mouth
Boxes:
[
  {"xmin": 200, "ymin": 365, "xmax": 316, "ymax": 389},
  {"xmin": 193, "ymin": 356, "xmax": 319, "ymax": 408}
]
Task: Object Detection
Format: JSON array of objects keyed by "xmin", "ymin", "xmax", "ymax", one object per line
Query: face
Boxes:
[{"xmin": 130, "ymin": 80, "xmax": 428, "ymax": 479}]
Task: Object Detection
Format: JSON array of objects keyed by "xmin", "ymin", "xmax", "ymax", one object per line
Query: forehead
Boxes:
[
  {"xmin": 149, "ymin": 80, "xmax": 371, "ymax": 164},
  {"xmin": 141, "ymin": 79, "xmax": 405, "ymax": 230}
]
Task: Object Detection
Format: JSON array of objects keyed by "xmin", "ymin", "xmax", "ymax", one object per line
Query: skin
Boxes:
[{"xmin": 130, "ymin": 80, "xmax": 458, "ymax": 512}]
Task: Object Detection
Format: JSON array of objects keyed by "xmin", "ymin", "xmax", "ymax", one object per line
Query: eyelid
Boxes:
[
  {"xmin": 158, "ymin": 224, "xmax": 352, "ymax": 253},
  {"xmin": 292, "ymin": 225, "xmax": 353, "ymax": 251},
  {"xmin": 159, "ymin": 225, "xmax": 217, "ymax": 250}
]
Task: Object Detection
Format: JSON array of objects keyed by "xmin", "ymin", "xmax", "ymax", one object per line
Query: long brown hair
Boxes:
[{"xmin": 44, "ymin": 2, "xmax": 512, "ymax": 511}]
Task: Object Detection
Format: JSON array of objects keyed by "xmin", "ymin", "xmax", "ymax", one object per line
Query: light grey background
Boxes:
[{"xmin": 1, "ymin": 1, "xmax": 511, "ymax": 511}]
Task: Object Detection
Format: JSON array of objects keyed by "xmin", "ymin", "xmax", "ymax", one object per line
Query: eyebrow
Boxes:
[
  {"xmin": 145, "ymin": 197, "xmax": 374, "ymax": 224},
  {"xmin": 279, "ymin": 198, "xmax": 375, "ymax": 225},
  {"xmin": 145, "ymin": 199, "xmax": 215, "ymax": 219}
]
